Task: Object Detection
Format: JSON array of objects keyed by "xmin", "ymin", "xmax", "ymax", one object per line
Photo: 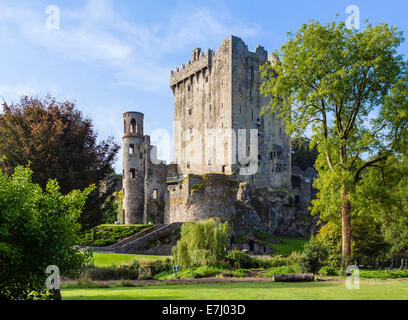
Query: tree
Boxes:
[
  {"xmin": 0, "ymin": 164, "xmax": 93, "ymax": 300},
  {"xmin": 260, "ymin": 21, "xmax": 408, "ymax": 269},
  {"xmin": 291, "ymin": 136, "xmax": 318, "ymax": 170},
  {"xmin": 354, "ymin": 155, "xmax": 408, "ymax": 257},
  {"xmin": 0, "ymin": 95, "xmax": 120, "ymax": 229},
  {"xmin": 172, "ymin": 218, "xmax": 230, "ymax": 268}
]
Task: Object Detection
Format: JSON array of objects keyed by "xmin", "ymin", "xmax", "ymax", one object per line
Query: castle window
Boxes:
[
  {"xmin": 208, "ymin": 159, "xmax": 212, "ymax": 165},
  {"xmin": 129, "ymin": 144, "xmax": 135, "ymax": 154},
  {"xmin": 153, "ymin": 189, "xmax": 158, "ymax": 200},
  {"xmin": 270, "ymin": 152, "xmax": 273, "ymax": 160},
  {"xmin": 222, "ymin": 165, "xmax": 226, "ymax": 173},
  {"xmin": 205, "ymin": 76, "xmax": 208, "ymax": 83},
  {"xmin": 130, "ymin": 119, "xmax": 136, "ymax": 133},
  {"xmin": 130, "ymin": 168, "xmax": 136, "ymax": 179},
  {"xmin": 188, "ymin": 109, "xmax": 192, "ymax": 116},
  {"xmin": 186, "ymin": 161, "xmax": 191, "ymax": 169},
  {"xmin": 189, "ymin": 127, "xmax": 193, "ymax": 134},
  {"xmin": 187, "ymin": 85, "xmax": 191, "ymax": 92},
  {"xmin": 209, "ymin": 105, "xmax": 212, "ymax": 111}
]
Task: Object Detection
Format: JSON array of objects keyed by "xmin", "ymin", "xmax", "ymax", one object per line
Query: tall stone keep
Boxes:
[
  {"xmin": 169, "ymin": 35, "xmax": 291, "ymax": 189},
  {"xmin": 122, "ymin": 112, "xmax": 145, "ymax": 224}
]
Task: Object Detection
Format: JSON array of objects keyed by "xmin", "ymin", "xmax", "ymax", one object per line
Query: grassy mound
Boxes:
[{"xmin": 80, "ymin": 224, "xmax": 153, "ymax": 246}]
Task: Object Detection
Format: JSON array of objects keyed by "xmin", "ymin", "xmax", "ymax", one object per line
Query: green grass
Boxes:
[
  {"xmin": 80, "ymin": 224, "xmax": 152, "ymax": 246},
  {"xmin": 61, "ymin": 279, "xmax": 408, "ymax": 300},
  {"xmin": 269, "ymin": 236, "xmax": 308, "ymax": 255},
  {"xmin": 91, "ymin": 252, "xmax": 171, "ymax": 267}
]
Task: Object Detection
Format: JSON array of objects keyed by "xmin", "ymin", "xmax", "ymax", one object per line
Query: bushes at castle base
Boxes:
[
  {"xmin": 226, "ymin": 250, "xmax": 253, "ymax": 269},
  {"xmin": 316, "ymin": 219, "xmax": 390, "ymax": 267},
  {"xmin": 172, "ymin": 218, "xmax": 230, "ymax": 268},
  {"xmin": 299, "ymin": 238, "xmax": 328, "ymax": 274}
]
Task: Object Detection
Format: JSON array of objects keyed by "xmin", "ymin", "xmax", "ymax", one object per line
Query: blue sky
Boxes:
[{"xmin": 1, "ymin": 0, "xmax": 407, "ymax": 172}]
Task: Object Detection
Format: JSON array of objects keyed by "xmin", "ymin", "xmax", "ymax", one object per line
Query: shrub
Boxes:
[
  {"xmin": 287, "ymin": 251, "xmax": 302, "ymax": 265},
  {"xmin": 226, "ymin": 250, "xmax": 253, "ymax": 269},
  {"xmin": 316, "ymin": 220, "xmax": 390, "ymax": 267},
  {"xmin": 0, "ymin": 165, "xmax": 93, "ymax": 300},
  {"xmin": 264, "ymin": 265, "xmax": 301, "ymax": 277},
  {"xmin": 82, "ymin": 264, "xmax": 139, "ymax": 281},
  {"xmin": 318, "ymin": 266, "xmax": 339, "ymax": 276},
  {"xmin": 172, "ymin": 218, "xmax": 230, "ymax": 268},
  {"xmin": 299, "ymin": 238, "xmax": 328, "ymax": 274}
]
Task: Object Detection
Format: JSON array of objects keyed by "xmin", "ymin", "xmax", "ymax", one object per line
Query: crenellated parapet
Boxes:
[{"xmin": 170, "ymin": 48, "xmax": 215, "ymax": 87}]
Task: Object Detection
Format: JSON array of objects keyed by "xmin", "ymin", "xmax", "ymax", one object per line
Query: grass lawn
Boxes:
[
  {"xmin": 92, "ymin": 252, "xmax": 171, "ymax": 267},
  {"xmin": 62, "ymin": 279, "xmax": 408, "ymax": 300},
  {"xmin": 269, "ymin": 236, "xmax": 308, "ymax": 255}
]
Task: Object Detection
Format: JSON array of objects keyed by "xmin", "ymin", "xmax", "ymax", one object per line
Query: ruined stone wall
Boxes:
[
  {"xmin": 143, "ymin": 137, "xmax": 167, "ymax": 224},
  {"xmin": 166, "ymin": 174, "xmax": 237, "ymax": 223}
]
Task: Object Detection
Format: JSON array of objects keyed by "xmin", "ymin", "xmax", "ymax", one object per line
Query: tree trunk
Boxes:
[{"xmin": 341, "ymin": 184, "xmax": 352, "ymax": 272}]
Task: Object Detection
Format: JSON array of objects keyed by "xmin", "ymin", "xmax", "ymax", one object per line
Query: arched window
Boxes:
[{"xmin": 130, "ymin": 119, "xmax": 136, "ymax": 133}]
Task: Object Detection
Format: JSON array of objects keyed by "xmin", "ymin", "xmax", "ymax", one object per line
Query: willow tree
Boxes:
[{"xmin": 260, "ymin": 21, "xmax": 408, "ymax": 269}]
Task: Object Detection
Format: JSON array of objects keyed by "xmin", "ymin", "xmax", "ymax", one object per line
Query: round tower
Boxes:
[{"xmin": 122, "ymin": 112, "xmax": 145, "ymax": 224}]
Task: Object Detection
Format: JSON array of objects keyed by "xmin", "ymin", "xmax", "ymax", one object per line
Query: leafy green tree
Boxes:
[
  {"xmin": 260, "ymin": 21, "xmax": 408, "ymax": 269},
  {"xmin": 172, "ymin": 218, "xmax": 230, "ymax": 268},
  {"xmin": 354, "ymin": 155, "xmax": 408, "ymax": 256},
  {"xmin": 0, "ymin": 164, "xmax": 93, "ymax": 300},
  {"xmin": 316, "ymin": 219, "xmax": 389, "ymax": 266},
  {"xmin": 0, "ymin": 95, "xmax": 120, "ymax": 229}
]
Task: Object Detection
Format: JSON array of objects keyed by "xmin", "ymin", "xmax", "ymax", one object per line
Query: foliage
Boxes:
[
  {"xmin": 82, "ymin": 264, "xmax": 140, "ymax": 281},
  {"xmin": 79, "ymin": 224, "xmax": 152, "ymax": 247},
  {"xmin": 116, "ymin": 190, "xmax": 124, "ymax": 224},
  {"xmin": 359, "ymin": 269, "xmax": 408, "ymax": 279},
  {"xmin": 263, "ymin": 265, "xmax": 301, "ymax": 277},
  {"xmin": 0, "ymin": 165, "xmax": 93, "ymax": 300},
  {"xmin": 316, "ymin": 220, "xmax": 389, "ymax": 267},
  {"xmin": 0, "ymin": 95, "xmax": 120, "ymax": 230},
  {"xmin": 353, "ymin": 155, "xmax": 408, "ymax": 256},
  {"xmin": 226, "ymin": 250, "xmax": 253, "ymax": 269},
  {"xmin": 318, "ymin": 266, "xmax": 339, "ymax": 276},
  {"xmin": 261, "ymin": 20, "xmax": 408, "ymax": 267},
  {"xmin": 172, "ymin": 218, "xmax": 230, "ymax": 268},
  {"xmin": 299, "ymin": 238, "xmax": 328, "ymax": 274},
  {"xmin": 291, "ymin": 136, "xmax": 318, "ymax": 171},
  {"xmin": 102, "ymin": 191, "xmax": 121, "ymax": 224}
]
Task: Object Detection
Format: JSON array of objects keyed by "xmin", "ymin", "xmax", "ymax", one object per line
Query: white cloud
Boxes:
[{"xmin": 0, "ymin": 1, "xmax": 259, "ymax": 91}]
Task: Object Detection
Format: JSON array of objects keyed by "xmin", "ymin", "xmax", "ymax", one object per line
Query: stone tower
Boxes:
[
  {"xmin": 169, "ymin": 35, "xmax": 291, "ymax": 189},
  {"xmin": 122, "ymin": 112, "xmax": 145, "ymax": 224}
]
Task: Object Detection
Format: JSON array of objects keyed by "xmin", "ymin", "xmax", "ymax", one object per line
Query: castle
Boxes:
[{"xmin": 121, "ymin": 36, "xmax": 314, "ymax": 241}]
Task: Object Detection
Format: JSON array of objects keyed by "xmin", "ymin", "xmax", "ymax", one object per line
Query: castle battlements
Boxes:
[{"xmin": 170, "ymin": 48, "xmax": 215, "ymax": 87}]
